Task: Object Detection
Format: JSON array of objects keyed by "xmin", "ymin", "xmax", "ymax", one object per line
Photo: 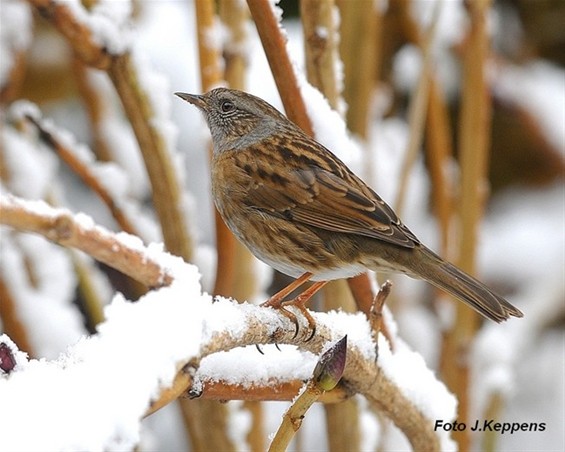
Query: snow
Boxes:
[
  {"xmin": 227, "ymin": 400, "xmax": 253, "ymax": 450},
  {"xmin": 297, "ymin": 76, "xmax": 365, "ymax": 173},
  {"xmin": 0, "ymin": 0, "xmax": 32, "ymax": 86},
  {"xmin": 0, "ymin": 258, "xmax": 207, "ymax": 451},
  {"xmin": 199, "ymin": 345, "xmax": 317, "ymax": 388},
  {"xmin": 1, "ymin": 233, "xmax": 84, "ymax": 358},
  {"xmin": 1, "ymin": 123, "xmax": 58, "ymax": 200},
  {"xmin": 64, "ymin": 0, "xmax": 133, "ymax": 54},
  {"xmin": 377, "ymin": 334, "xmax": 458, "ymax": 451}
]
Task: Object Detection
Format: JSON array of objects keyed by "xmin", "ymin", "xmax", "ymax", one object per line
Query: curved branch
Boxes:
[
  {"xmin": 1, "ymin": 194, "xmax": 443, "ymax": 450},
  {"xmin": 28, "ymin": 0, "xmax": 112, "ymax": 69},
  {"xmin": 0, "ymin": 194, "xmax": 172, "ymax": 288},
  {"xmin": 149, "ymin": 305, "xmax": 441, "ymax": 451}
]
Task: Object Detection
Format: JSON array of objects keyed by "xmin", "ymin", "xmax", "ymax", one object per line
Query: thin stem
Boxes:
[
  {"xmin": 394, "ymin": 0, "xmax": 441, "ymax": 215},
  {"xmin": 247, "ymin": 0, "xmax": 314, "ymax": 135},
  {"xmin": 301, "ymin": 0, "xmax": 341, "ymax": 109},
  {"xmin": 441, "ymin": 1, "xmax": 493, "ymax": 450},
  {"xmin": 336, "ymin": 0, "xmax": 381, "ymax": 138}
]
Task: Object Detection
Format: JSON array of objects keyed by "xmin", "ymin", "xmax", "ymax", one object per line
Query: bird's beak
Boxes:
[{"xmin": 175, "ymin": 92, "xmax": 206, "ymax": 109}]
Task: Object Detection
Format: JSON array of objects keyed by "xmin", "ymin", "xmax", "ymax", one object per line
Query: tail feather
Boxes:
[{"xmin": 416, "ymin": 248, "xmax": 523, "ymax": 323}]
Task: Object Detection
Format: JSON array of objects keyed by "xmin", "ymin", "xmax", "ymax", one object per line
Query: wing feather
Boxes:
[{"xmin": 240, "ymin": 153, "xmax": 418, "ymax": 248}]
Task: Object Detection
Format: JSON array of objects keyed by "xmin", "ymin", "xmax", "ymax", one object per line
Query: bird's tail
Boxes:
[{"xmin": 415, "ymin": 247, "xmax": 523, "ymax": 323}]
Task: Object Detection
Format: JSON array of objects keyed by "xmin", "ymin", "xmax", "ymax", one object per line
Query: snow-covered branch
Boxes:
[
  {"xmin": 0, "ymin": 194, "xmax": 173, "ymax": 288},
  {"xmin": 0, "ymin": 194, "xmax": 455, "ymax": 451}
]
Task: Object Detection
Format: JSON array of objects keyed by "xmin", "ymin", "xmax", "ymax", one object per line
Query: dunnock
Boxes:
[{"xmin": 176, "ymin": 88, "xmax": 522, "ymax": 330}]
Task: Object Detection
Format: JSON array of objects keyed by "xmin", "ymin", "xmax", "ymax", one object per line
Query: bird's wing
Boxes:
[{"xmin": 240, "ymin": 157, "xmax": 418, "ymax": 249}]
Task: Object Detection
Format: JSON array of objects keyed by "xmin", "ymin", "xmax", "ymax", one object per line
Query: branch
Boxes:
[
  {"xmin": 1, "ymin": 194, "xmax": 447, "ymax": 450},
  {"xmin": 21, "ymin": 110, "xmax": 139, "ymax": 236},
  {"xmin": 0, "ymin": 194, "xmax": 173, "ymax": 288},
  {"xmin": 28, "ymin": 0, "xmax": 194, "ymax": 262},
  {"xmin": 156, "ymin": 305, "xmax": 442, "ymax": 451},
  {"xmin": 247, "ymin": 0, "xmax": 314, "ymax": 135},
  {"xmin": 28, "ymin": 0, "xmax": 113, "ymax": 69}
]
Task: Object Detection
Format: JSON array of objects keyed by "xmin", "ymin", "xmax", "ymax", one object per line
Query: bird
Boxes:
[{"xmin": 175, "ymin": 88, "xmax": 523, "ymax": 336}]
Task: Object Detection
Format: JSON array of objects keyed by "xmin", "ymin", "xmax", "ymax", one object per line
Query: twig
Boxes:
[
  {"xmin": 369, "ymin": 280, "xmax": 393, "ymax": 347},
  {"xmin": 336, "ymin": 0, "xmax": 381, "ymax": 138},
  {"xmin": 300, "ymin": 0, "xmax": 341, "ymax": 109},
  {"xmin": 28, "ymin": 0, "xmax": 112, "ymax": 69},
  {"xmin": 425, "ymin": 81, "xmax": 455, "ymax": 257},
  {"xmin": 193, "ymin": 0, "xmax": 237, "ymax": 298},
  {"xmin": 107, "ymin": 54, "xmax": 193, "ymax": 261},
  {"xmin": 0, "ymin": 194, "xmax": 173, "ymax": 288},
  {"xmin": 268, "ymin": 336, "xmax": 348, "ymax": 452},
  {"xmin": 0, "ymin": 277, "xmax": 34, "ymax": 356},
  {"xmin": 23, "ymin": 113, "xmax": 139, "ymax": 236},
  {"xmin": 394, "ymin": 0, "xmax": 441, "ymax": 215},
  {"xmin": 441, "ymin": 1, "xmax": 493, "ymax": 449},
  {"xmin": 392, "ymin": 0, "xmax": 456, "ymax": 259},
  {"xmin": 247, "ymin": 0, "xmax": 314, "ymax": 135}
]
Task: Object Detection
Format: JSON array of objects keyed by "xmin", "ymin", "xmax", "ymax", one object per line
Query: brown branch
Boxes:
[
  {"xmin": 28, "ymin": 0, "xmax": 112, "ymax": 69},
  {"xmin": 425, "ymin": 81, "xmax": 455, "ymax": 257},
  {"xmin": 247, "ymin": 0, "xmax": 314, "ymax": 135},
  {"xmin": 72, "ymin": 59, "xmax": 114, "ymax": 162},
  {"xmin": 390, "ymin": 0, "xmax": 456, "ymax": 259},
  {"xmin": 0, "ymin": 276, "xmax": 34, "ymax": 356},
  {"xmin": 193, "ymin": 0, "xmax": 237, "ymax": 298},
  {"xmin": 300, "ymin": 0, "xmax": 341, "ymax": 109},
  {"xmin": 336, "ymin": 0, "xmax": 381, "ymax": 138},
  {"xmin": 107, "ymin": 54, "xmax": 193, "ymax": 261},
  {"xmin": 28, "ymin": 0, "xmax": 194, "ymax": 262},
  {"xmin": 442, "ymin": 1, "xmax": 493, "ymax": 449},
  {"xmin": 23, "ymin": 113, "xmax": 139, "ymax": 236},
  {"xmin": 394, "ymin": 1, "xmax": 441, "ymax": 215},
  {"xmin": 0, "ymin": 195, "xmax": 173, "ymax": 288},
  {"xmin": 1, "ymin": 51, "xmax": 27, "ymax": 104},
  {"xmin": 219, "ymin": 0, "xmax": 249, "ymax": 91},
  {"xmin": 369, "ymin": 280, "xmax": 393, "ymax": 347},
  {"xmin": 169, "ymin": 307, "xmax": 441, "ymax": 451}
]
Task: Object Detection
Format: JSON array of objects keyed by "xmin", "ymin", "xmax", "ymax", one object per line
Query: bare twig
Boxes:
[
  {"xmin": 107, "ymin": 54, "xmax": 193, "ymax": 261},
  {"xmin": 0, "ymin": 277, "xmax": 34, "ymax": 356},
  {"xmin": 23, "ymin": 113, "xmax": 139, "ymax": 236},
  {"xmin": 247, "ymin": 0, "xmax": 314, "ymax": 135},
  {"xmin": 369, "ymin": 280, "xmax": 393, "ymax": 346},
  {"xmin": 336, "ymin": 0, "xmax": 381, "ymax": 138},
  {"xmin": 394, "ymin": 1, "xmax": 441, "ymax": 215},
  {"xmin": 268, "ymin": 336, "xmax": 348, "ymax": 452},
  {"xmin": 28, "ymin": 0, "xmax": 112, "ymax": 69},
  {"xmin": 300, "ymin": 0, "xmax": 341, "ymax": 109},
  {"xmin": 441, "ymin": 1, "xmax": 493, "ymax": 449}
]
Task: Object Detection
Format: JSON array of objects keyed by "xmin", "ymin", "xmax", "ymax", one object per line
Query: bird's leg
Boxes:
[
  {"xmin": 282, "ymin": 280, "xmax": 328, "ymax": 341},
  {"xmin": 262, "ymin": 272, "xmax": 313, "ymax": 307},
  {"xmin": 261, "ymin": 272, "xmax": 313, "ymax": 338}
]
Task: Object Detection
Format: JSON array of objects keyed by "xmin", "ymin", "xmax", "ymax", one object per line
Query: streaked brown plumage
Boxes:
[{"xmin": 176, "ymin": 88, "xmax": 523, "ymax": 324}]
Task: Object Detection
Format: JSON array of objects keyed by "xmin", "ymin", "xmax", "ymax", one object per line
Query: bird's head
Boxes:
[{"xmin": 175, "ymin": 88, "xmax": 289, "ymax": 153}]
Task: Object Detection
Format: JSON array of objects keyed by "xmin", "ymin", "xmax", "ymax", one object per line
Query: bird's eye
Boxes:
[{"xmin": 220, "ymin": 100, "xmax": 235, "ymax": 113}]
